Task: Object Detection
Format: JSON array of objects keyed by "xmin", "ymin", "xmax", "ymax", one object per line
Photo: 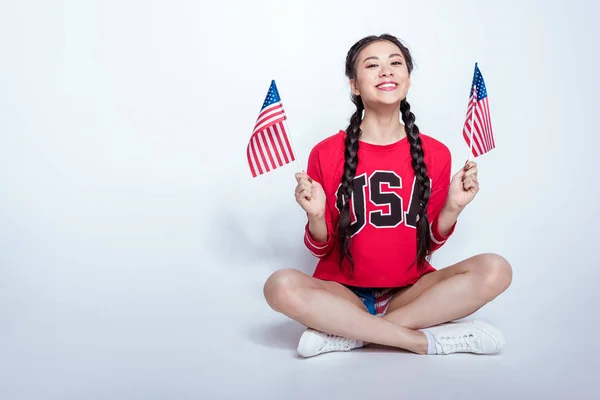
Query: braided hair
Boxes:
[{"xmin": 338, "ymin": 34, "xmax": 431, "ymax": 274}]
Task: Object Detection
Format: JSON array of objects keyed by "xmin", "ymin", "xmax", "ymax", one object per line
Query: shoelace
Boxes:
[
  {"xmin": 322, "ymin": 333, "xmax": 356, "ymax": 351},
  {"xmin": 439, "ymin": 332, "xmax": 476, "ymax": 353}
]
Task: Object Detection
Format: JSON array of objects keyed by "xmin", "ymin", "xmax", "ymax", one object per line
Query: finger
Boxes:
[
  {"xmin": 464, "ymin": 179, "xmax": 479, "ymax": 191},
  {"xmin": 465, "ymin": 167, "xmax": 478, "ymax": 176},
  {"xmin": 462, "ymin": 176, "xmax": 477, "ymax": 187},
  {"xmin": 295, "ymin": 172, "xmax": 310, "ymax": 183},
  {"xmin": 299, "ymin": 181, "xmax": 311, "ymax": 194},
  {"xmin": 299, "ymin": 170, "xmax": 315, "ymax": 183},
  {"xmin": 453, "ymin": 168, "xmax": 466, "ymax": 180},
  {"xmin": 297, "ymin": 178, "xmax": 309, "ymax": 187},
  {"xmin": 301, "ymin": 175, "xmax": 316, "ymax": 186},
  {"xmin": 463, "ymin": 181, "xmax": 476, "ymax": 191},
  {"xmin": 296, "ymin": 188, "xmax": 312, "ymax": 200},
  {"xmin": 464, "ymin": 160, "xmax": 477, "ymax": 170},
  {"xmin": 295, "ymin": 183, "xmax": 311, "ymax": 195},
  {"xmin": 462, "ymin": 167, "xmax": 478, "ymax": 181},
  {"xmin": 462, "ymin": 179, "xmax": 477, "ymax": 191},
  {"xmin": 296, "ymin": 188, "xmax": 312, "ymax": 199}
]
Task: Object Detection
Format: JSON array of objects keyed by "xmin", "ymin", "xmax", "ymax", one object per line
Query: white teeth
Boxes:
[{"xmin": 378, "ymin": 83, "xmax": 396, "ymax": 88}]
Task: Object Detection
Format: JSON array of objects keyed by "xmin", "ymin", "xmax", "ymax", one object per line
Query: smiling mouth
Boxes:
[{"xmin": 376, "ymin": 82, "xmax": 398, "ymax": 90}]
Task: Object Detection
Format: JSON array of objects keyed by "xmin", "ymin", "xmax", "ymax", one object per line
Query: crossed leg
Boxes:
[
  {"xmin": 263, "ymin": 266, "xmax": 429, "ymax": 354},
  {"xmin": 383, "ymin": 253, "xmax": 512, "ymax": 329},
  {"xmin": 263, "ymin": 253, "xmax": 512, "ymax": 356}
]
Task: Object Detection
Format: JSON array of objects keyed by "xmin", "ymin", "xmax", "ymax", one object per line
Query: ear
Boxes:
[{"xmin": 350, "ymin": 79, "xmax": 361, "ymax": 96}]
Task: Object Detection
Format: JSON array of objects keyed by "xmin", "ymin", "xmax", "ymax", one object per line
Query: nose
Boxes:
[{"xmin": 380, "ymin": 66, "xmax": 393, "ymax": 77}]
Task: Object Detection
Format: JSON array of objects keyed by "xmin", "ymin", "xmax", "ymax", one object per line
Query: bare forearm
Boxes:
[
  {"xmin": 308, "ymin": 214, "xmax": 328, "ymax": 243},
  {"xmin": 437, "ymin": 203, "xmax": 463, "ymax": 237}
]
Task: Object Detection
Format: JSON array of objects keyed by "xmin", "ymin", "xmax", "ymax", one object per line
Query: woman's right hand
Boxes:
[{"xmin": 294, "ymin": 172, "xmax": 326, "ymax": 218}]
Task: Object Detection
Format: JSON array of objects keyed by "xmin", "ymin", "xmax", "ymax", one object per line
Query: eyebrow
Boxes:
[{"xmin": 362, "ymin": 53, "xmax": 404, "ymax": 63}]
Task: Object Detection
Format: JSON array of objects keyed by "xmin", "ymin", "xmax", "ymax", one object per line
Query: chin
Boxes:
[
  {"xmin": 364, "ymin": 92, "xmax": 405, "ymax": 107},
  {"xmin": 361, "ymin": 91, "xmax": 406, "ymax": 110},
  {"xmin": 374, "ymin": 97, "xmax": 403, "ymax": 108}
]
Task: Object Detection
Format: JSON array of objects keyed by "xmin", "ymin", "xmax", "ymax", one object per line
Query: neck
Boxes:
[{"xmin": 359, "ymin": 104, "xmax": 405, "ymax": 145}]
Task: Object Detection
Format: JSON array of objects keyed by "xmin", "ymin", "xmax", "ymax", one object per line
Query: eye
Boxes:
[
  {"xmin": 392, "ymin": 61, "xmax": 403, "ymax": 65},
  {"xmin": 366, "ymin": 64, "xmax": 378, "ymax": 68}
]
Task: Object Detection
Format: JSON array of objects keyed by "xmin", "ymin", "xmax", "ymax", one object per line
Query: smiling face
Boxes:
[{"xmin": 349, "ymin": 40, "xmax": 411, "ymax": 108}]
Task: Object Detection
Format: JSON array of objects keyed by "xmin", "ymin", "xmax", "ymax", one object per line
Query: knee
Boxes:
[
  {"xmin": 476, "ymin": 253, "xmax": 513, "ymax": 299},
  {"xmin": 263, "ymin": 268, "xmax": 304, "ymax": 314}
]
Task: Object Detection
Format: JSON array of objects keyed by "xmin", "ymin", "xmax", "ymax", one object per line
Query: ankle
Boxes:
[{"xmin": 413, "ymin": 331, "xmax": 429, "ymax": 354}]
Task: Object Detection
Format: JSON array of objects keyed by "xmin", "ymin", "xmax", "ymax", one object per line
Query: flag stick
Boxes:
[
  {"xmin": 274, "ymin": 80, "xmax": 306, "ymax": 176},
  {"xmin": 282, "ymin": 117, "xmax": 304, "ymax": 173},
  {"xmin": 468, "ymin": 84, "xmax": 476, "ymax": 162}
]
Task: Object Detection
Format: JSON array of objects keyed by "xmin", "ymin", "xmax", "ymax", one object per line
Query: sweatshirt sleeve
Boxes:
[
  {"xmin": 427, "ymin": 146, "xmax": 456, "ymax": 253},
  {"xmin": 303, "ymin": 146, "xmax": 335, "ymax": 258}
]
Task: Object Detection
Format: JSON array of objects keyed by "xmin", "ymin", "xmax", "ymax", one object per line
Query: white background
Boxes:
[{"xmin": 1, "ymin": 0, "xmax": 598, "ymax": 398}]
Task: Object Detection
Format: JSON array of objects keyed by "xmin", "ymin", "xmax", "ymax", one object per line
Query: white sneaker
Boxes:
[
  {"xmin": 423, "ymin": 320, "xmax": 505, "ymax": 355},
  {"xmin": 297, "ymin": 328, "xmax": 364, "ymax": 357}
]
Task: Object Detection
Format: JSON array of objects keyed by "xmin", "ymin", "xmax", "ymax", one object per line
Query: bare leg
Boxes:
[
  {"xmin": 383, "ymin": 253, "xmax": 513, "ymax": 329},
  {"xmin": 264, "ymin": 268, "xmax": 428, "ymax": 354}
]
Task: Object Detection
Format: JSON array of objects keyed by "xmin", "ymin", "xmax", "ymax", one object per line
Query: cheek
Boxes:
[
  {"xmin": 355, "ymin": 73, "xmax": 379, "ymax": 94},
  {"xmin": 399, "ymin": 77, "xmax": 411, "ymax": 93}
]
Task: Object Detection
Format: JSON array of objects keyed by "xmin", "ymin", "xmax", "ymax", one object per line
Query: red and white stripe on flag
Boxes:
[
  {"xmin": 462, "ymin": 88, "xmax": 495, "ymax": 157},
  {"xmin": 247, "ymin": 80, "xmax": 296, "ymax": 177},
  {"xmin": 462, "ymin": 63, "xmax": 495, "ymax": 158}
]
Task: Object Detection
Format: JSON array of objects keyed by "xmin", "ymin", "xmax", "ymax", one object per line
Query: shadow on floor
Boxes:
[
  {"xmin": 246, "ymin": 320, "xmax": 414, "ymax": 356},
  {"xmin": 246, "ymin": 319, "xmax": 307, "ymax": 350}
]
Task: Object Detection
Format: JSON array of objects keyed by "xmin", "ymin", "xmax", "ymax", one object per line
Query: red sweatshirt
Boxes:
[{"xmin": 303, "ymin": 130, "xmax": 456, "ymax": 288}]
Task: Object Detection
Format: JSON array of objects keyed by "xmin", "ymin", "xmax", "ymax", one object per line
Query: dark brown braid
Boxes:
[
  {"xmin": 401, "ymin": 99, "xmax": 432, "ymax": 270},
  {"xmin": 337, "ymin": 33, "xmax": 431, "ymax": 273},
  {"xmin": 337, "ymin": 94, "xmax": 364, "ymax": 271}
]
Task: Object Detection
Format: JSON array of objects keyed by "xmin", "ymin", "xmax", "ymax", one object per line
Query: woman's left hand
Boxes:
[{"xmin": 446, "ymin": 160, "xmax": 479, "ymax": 210}]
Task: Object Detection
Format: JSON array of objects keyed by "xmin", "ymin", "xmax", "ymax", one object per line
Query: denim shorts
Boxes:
[{"xmin": 345, "ymin": 286, "xmax": 397, "ymax": 317}]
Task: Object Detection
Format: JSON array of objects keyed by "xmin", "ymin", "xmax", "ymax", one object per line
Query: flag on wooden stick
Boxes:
[
  {"xmin": 247, "ymin": 80, "xmax": 300, "ymax": 177},
  {"xmin": 463, "ymin": 63, "xmax": 495, "ymax": 159}
]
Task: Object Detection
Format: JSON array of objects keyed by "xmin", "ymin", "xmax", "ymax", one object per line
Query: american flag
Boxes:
[
  {"xmin": 247, "ymin": 80, "xmax": 296, "ymax": 177},
  {"xmin": 462, "ymin": 63, "xmax": 495, "ymax": 158}
]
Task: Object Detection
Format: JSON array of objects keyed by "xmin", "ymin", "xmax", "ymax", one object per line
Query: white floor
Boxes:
[{"xmin": 2, "ymin": 251, "xmax": 597, "ymax": 399}]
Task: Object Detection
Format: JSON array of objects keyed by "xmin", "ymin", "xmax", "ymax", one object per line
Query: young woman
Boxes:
[{"xmin": 263, "ymin": 34, "xmax": 512, "ymax": 357}]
